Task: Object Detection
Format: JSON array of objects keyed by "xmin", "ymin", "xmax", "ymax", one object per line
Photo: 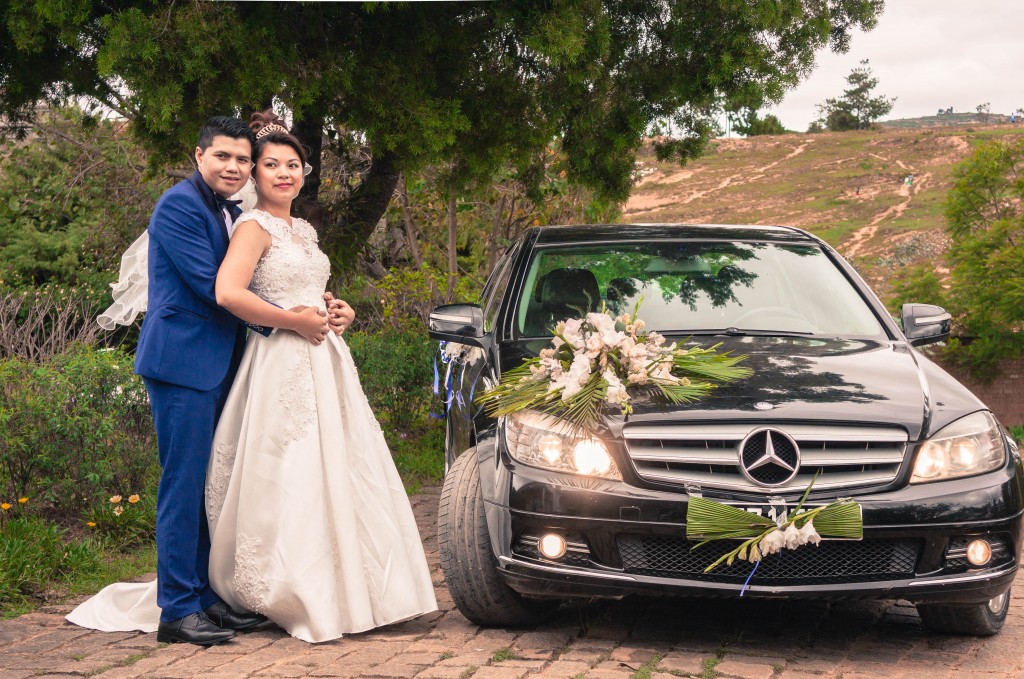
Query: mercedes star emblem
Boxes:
[{"xmin": 738, "ymin": 428, "xmax": 801, "ymax": 487}]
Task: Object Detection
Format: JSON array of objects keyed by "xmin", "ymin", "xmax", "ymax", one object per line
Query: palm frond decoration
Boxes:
[{"xmin": 685, "ymin": 476, "xmax": 863, "ymax": 573}]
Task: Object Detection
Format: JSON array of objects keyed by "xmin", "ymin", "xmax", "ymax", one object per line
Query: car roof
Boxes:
[{"xmin": 528, "ymin": 223, "xmax": 819, "ymax": 245}]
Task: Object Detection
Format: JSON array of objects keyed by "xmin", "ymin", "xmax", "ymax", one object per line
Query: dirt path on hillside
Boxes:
[
  {"xmin": 624, "ymin": 139, "xmax": 814, "ymax": 215},
  {"xmin": 843, "ymin": 170, "xmax": 932, "ymax": 258}
]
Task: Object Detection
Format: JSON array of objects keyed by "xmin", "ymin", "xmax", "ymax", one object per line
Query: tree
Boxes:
[
  {"xmin": 816, "ymin": 59, "xmax": 895, "ymax": 131},
  {"xmin": 975, "ymin": 102, "xmax": 991, "ymax": 123},
  {"xmin": 733, "ymin": 110, "xmax": 788, "ymax": 136},
  {"xmin": 893, "ymin": 139, "xmax": 1024, "ymax": 378},
  {"xmin": 1, "ymin": 1, "xmax": 884, "ymax": 267}
]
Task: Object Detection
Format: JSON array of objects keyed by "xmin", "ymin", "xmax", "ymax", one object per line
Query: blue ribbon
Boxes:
[
  {"xmin": 430, "ymin": 341, "xmax": 486, "ymax": 420},
  {"xmin": 740, "ymin": 558, "xmax": 760, "ymax": 597}
]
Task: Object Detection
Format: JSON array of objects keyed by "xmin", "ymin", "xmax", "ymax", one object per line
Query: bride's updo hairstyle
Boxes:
[{"xmin": 249, "ymin": 109, "xmax": 309, "ymax": 168}]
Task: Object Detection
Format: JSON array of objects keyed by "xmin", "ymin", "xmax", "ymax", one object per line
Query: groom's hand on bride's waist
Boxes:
[{"xmin": 323, "ymin": 291, "xmax": 354, "ymax": 335}]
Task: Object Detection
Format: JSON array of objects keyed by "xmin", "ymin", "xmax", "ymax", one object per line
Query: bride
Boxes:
[{"xmin": 68, "ymin": 112, "xmax": 436, "ymax": 643}]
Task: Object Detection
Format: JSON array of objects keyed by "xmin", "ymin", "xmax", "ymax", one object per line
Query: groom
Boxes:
[{"xmin": 136, "ymin": 116, "xmax": 352, "ymax": 646}]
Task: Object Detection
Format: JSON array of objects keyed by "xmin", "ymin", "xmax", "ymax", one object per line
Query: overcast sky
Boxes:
[{"xmin": 763, "ymin": 1, "xmax": 1024, "ymax": 131}]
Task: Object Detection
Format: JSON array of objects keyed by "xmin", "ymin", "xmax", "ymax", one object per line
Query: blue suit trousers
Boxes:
[{"xmin": 144, "ymin": 374, "xmax": 233, "ymax": 622}]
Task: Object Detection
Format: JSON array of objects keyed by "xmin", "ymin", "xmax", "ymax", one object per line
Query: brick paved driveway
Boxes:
[{"xmin": 3, "ymin": 487, "xmax": 1023, "ymax": 679}]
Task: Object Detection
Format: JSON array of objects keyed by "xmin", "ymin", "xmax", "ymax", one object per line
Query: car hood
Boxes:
[{"xmin": 501, "ymin": 336, "xmax": 984, "ymax": 442}]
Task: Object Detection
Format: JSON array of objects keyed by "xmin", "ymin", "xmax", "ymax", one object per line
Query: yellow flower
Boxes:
[
  {"xmin": 113, "ymin": 505, "xmax": 124, "ymax": 516},
  {"xmin": 87, "ymin": 521, "xmax": 96, "ymax": 528},
  {"xmin": 18, "ymin": 497, "xmax": 28, "ymax": 504},
  {"xmin": 1, "ymin": 503, "xmax": 11, "ymax": 511},
  {"xmin": 109, "ymin": 495, "xmax": 122, "ymax": 504},
  {"xmin": 128, "ymin": 495, "xmax": 140, "ymax": 504}
]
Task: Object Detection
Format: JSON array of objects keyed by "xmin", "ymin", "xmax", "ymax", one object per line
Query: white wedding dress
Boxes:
[{"xmin": 68, "ymin": 209, "xmax": 436, "ymax": 643}]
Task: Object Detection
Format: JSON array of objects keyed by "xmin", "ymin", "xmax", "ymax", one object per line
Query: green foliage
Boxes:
[
  {"xmin": 388, "ymin": 426, "xmax": 444, "ymax": 495},
  {"xmin": 887, "ymin": 264, "xmax": 948, "ymax": 313},
  {"xmin": 2, "ymin": 1, "xmax": 884, "ymax": 262},
  {"xmin": 937, "ymin": 139, "xmax": 1024, "ymax": 377},
  {"xmin": 0, "ymin": 516, "xmax": 102, "ymax": 611},
  {"xmin": 1008, "ymin": 426, "xmax": 1024, "ymax": 445},
  {"xmin": 733, "ymin": 111, "xmax": 788, "ymax": 137},
  {"xmin": 0, "ymin": 345, "xmax": 157, "ymax": 523},
  {"xmin": 0, "ymin": 107, "xmax": 160, "ymax": 292},
  {"xmin": 816, "ymin": 60, "xmax": 896, "ymax": 131},
  {"xmin": 344, "ymin": 329, "xmax": 439, "ymax": 434}
]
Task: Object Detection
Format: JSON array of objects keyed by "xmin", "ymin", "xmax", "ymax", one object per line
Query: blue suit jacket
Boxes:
[{"xmin": 135, "ymin": 172, "xmax": 248, "ymax": 391}]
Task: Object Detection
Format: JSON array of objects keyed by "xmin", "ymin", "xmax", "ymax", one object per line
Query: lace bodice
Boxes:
[{"xmin": 239, "ymin": 210, "xmax": 331, "ymax": 309}]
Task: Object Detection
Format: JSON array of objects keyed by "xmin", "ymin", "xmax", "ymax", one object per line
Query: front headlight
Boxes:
[
  {"xmin": 504, "ymin": 410, "xmax": 621, "ymax": 479},
  {"xmin": 910, "ymin": 411, "xmax": 1006, "ymax": 483}
]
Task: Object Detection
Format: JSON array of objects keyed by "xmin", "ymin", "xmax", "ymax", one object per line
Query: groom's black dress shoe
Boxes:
[
  {"xmin": 203, "ymin": 601, "xmax": 268, "ymax": 631},
  {"xmin": 156, "ymin": 611, "xmax": 235, "ymax": 646}
]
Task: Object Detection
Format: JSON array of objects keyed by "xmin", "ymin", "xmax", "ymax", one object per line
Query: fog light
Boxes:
[
  {"xmin": 538, "ymin": 533, "xmax": 567, "ymax": 559},
  {"xmin": 966, "ymin": 539, "xmax": 992, "ymax": 566}
]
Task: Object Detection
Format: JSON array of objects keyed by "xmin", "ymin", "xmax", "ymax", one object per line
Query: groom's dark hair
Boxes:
[{"xmin": 197, "ymin": 116, "xmax": 256, "ymax": 150}]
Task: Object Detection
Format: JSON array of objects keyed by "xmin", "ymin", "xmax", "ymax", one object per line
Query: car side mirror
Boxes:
[
  {"xmin": 428, "ymin": 304, "xmax": 490, "ymax": 349},
  {"xmin": 901, "ymin": 303, "xmax": 951, "ymax": 347}
]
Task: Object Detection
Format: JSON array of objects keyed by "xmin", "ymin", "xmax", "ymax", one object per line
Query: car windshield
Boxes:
[{"xmin": 514, "ymin": 240, "xmax": 887, "ymax": 339}]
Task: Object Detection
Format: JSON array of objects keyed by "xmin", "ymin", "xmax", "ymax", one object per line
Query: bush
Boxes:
[
  {"xmin": 345, "ymin": 328, "xmax": 440, "ymax": 433},
  {"xmin": 0, "ymin": 345, "xmax": 157, "ymax": 523},
  {"xmin": 0, "ymin": 286, "xmax": 108, "ymax": 362},
  {"xmin": 0, "ymin": 107, "xmax": 161, "ymax": 292}
]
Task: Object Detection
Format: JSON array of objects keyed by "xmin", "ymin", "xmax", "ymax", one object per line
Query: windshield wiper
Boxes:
[
  {"xmin": 679, "ymin": 328, "xmax": 814, "ymax": 338},
  {"xmin": 723, "ymin": 327, "xmax": 814, "ymax": 337}
]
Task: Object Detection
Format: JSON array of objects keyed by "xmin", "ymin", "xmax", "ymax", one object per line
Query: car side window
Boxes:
[{"xmin": 482, "ymin": 245, "xmax": 518, "ymax": 332}]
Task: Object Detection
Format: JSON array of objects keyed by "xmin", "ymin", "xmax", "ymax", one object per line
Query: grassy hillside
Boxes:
[{"xmin": 624, "ymin": 122, "xmax": 1023, "ymax": 300}]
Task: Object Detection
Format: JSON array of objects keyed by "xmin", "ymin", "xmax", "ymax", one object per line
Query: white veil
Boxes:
[{"xmin": 97, "ymin": 180, "xmax": 257, "ymax": 329}]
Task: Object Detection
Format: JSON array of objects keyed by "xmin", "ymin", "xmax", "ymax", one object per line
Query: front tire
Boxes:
[
  {"xmin": 916, "ymin": 590, "xmax": 1010, "ymax": 635},
  {"xmin": 438, "ymin": 446, "xmax": 559, "ymax": 626}
]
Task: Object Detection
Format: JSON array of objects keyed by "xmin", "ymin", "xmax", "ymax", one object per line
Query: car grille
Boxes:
[
  {"xmin": 622, "ymin": 422, "xmax": 908, "ymax": 493},
  {"xmin": 617, "ymin": 534, "xmax": 922, "ymax": 584}
]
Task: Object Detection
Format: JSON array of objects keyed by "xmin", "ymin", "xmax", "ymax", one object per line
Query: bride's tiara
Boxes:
[{"xmin": 255, "ymin": 122, "xmax": 289, "ymax": 139}]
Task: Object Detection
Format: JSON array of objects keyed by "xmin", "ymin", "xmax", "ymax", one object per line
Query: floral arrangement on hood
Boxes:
[{"xmin": 476, "ymin": 301, "xmax": 752, "ymax": 431}]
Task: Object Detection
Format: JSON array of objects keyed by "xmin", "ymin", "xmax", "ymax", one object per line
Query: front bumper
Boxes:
[{"xmin": 484, "ymin": 455, "xmax": 1024, "ymax": 605}]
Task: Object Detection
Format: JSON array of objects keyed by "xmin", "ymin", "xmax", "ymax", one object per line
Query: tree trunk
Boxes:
[
  {"xmin": 486, "ymin": 193, "xmax": 506, "ymax": 275},
  {"xmin": 399, "ymin": 175, "xmax": 424, "ymax": 268},
  {"xmin": 291, "ymin": 107, "xmax": 324, "ymax": 202},
  {"xmin": 321, "ymin": 149, "xmax": 401, "ymax": 271},
  {"xmin": 447, "ymin": 190, "xmax": 458, "ymax": 301}
]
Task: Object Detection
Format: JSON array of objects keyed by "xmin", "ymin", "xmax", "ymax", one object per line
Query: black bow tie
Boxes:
[{"xmin": 215, "ymin": 195, "xmax": 242, "ymax": 211}]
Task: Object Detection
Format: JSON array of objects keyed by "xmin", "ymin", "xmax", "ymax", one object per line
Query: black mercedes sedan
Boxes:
[{"xmin": 428, "ymin": 224, "xmax": 1023, "ymax": 635}]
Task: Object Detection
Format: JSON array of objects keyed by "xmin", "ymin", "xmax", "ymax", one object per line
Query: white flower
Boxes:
[
  {"xmin": 601, "ymin": 328, "xmax": 627, "ymax": 349},
  {"xmin": 552, "ymin": 353, "xmax": 593, "ymax": 400},
  {"xmin": 444, "ymin": 342, "xmax": 466, "ymax": 358},
  {"xmin": 603, "ymin": 370, "xmax": 629, "ymax": 405},
  {"xmin": 797, "ymin": 519, "xmax": 821, "ymax": 546},
  {"xmin": 781, "ymin": 522, "xmax": 802, "ymax": 549},
  {"xmin": 627, "ymin": 370, "xmax": 648, "ymax": 385},
  {"xmin": 758, "ymin": 528, "xmax": 786, "ymax": 557},
  {"xmin": 585, "ymin": 334, "xmax": 604, "ymax": 358},
  {"xmin": 587, "ymin": 311, "xmax": 616, "ymax": 334},
  {"xmin": 647, "ymin": 331, "xmax": 665, "ymax": 347}
]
